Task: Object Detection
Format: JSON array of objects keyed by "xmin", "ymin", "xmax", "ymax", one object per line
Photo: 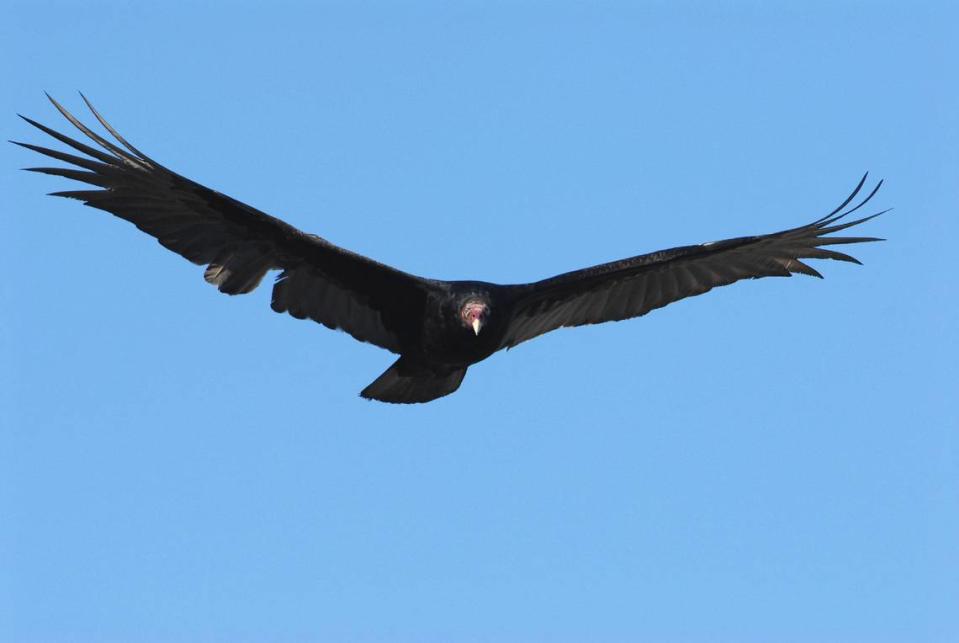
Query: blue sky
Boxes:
[{"xmin": 2, "ymin": 2, "xmax": 957, "ymax": 641}]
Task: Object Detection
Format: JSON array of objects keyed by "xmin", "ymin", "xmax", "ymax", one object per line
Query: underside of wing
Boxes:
[
  {"xmin": 15, "ymin": 94, "xmax": 431, "ymax": 353},
  {"xmin": 502, "ymin": 175, "xmax": 887, "ymax": 348}
]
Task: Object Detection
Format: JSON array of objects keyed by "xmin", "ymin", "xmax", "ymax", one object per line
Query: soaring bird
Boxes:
[{"xmin": 15, "ymin": 95, "xmax": 886, "ymax": 403}]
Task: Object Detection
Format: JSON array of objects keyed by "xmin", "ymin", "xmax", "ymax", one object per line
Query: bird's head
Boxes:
[{"xmin": 460, "ymin": 299, "xmax": 490, "ymax": 336}]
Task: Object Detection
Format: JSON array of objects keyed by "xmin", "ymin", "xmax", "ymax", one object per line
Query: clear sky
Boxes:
[{"xmin": 2, "ymin": 2, "xmax": 957, "ymax": 641}]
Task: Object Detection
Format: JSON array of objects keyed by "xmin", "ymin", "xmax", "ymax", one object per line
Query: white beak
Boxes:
[{"xmin": 471, "ymin": 318, "xmax": 482, "ymax": 336}]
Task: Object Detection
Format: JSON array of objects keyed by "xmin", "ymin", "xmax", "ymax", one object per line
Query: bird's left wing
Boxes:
[
  {"xmin": 501, "ymin": 176, "xmax": 886, "ymax": 349},
  {"xmin": 15, "ymin": 95, "xmax": 433, "ymax": 354}
]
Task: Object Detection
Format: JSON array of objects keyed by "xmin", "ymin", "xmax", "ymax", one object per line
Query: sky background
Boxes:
[{"xmin": 2, "ymin": 2, "xmax": 957, "ymax": 641}]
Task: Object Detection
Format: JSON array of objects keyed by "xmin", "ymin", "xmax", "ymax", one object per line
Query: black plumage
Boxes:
[{"xmin": 15, "ymin": 96, "xmax": 887, "ymax": 403}]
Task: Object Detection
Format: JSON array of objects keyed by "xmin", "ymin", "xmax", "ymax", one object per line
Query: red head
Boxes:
[{"xmin": 460, "ymin": 299, "xmax": 489, "ymax": 336}]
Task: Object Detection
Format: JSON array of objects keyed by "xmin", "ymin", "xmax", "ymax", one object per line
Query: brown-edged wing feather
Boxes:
[
  {"xmin": 15, "ymin": 94, "xmax": 431, "ymax": 354},
  {"xmin": 501, "ymin": 175, "xmax": 887, "ymax": 349}
]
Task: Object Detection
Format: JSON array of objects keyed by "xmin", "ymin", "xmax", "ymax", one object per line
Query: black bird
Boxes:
[{"xmin": 15, "ymin": 95, "xmax": 887, "ymax": 403}]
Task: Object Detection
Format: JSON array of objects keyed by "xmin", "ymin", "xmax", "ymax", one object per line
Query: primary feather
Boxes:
[{"xmin": 15, "ymin": 95, "xmax": 887, "ymax": 403}]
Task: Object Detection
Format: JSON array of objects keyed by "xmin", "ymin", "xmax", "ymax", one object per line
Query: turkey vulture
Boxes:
[{"xmin": 15, "ymin": 95, "xmax": 887, "ymax": 403}]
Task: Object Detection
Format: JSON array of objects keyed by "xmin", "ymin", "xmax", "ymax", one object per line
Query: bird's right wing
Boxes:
[
  {"xmin": 501, "ymin": 176, "xmax": 887, "ymax": 349},
  {"xmin": 15, "ymin": 95, "xmax": 432, "ymax": 354}
]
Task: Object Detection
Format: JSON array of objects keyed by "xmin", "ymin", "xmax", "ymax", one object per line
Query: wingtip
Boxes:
[
  {"xmin": 18, "ymin": 113, "xmax": 45, "ymax": 130},
  {"xmin": 43, "ymin": 92, "xmax": 72, "ymax": 115},
  {"xmin": 46, "ymin": 92, "xmax": 83, "ymax": 119}
]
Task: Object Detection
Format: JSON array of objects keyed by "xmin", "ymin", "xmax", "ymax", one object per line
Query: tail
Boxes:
[{"xmin": 360, "ymin": 357, "xmax": 467, "ymax": 404}]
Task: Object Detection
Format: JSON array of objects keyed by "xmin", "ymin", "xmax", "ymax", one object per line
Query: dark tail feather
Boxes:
[{"xmin": 360, "ymin": 358, "xmax": 467, "ymax": 404}]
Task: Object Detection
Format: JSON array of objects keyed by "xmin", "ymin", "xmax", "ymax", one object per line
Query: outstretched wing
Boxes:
[
  {"xmin": 501, "ymin": 175, "xmax": 887, "ymax": 349},
  {"xmin": 15, "ymin": 94, "xmax": 432, "ymax": 354}
]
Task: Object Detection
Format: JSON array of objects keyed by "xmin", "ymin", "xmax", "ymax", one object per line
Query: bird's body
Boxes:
[
  {"xmin": 418, "ymin": 282, "xmax": 504, "ymax": 365},
  {"xmin": 362, "ymin": 282, "xmax": 509, "ymax": 402},
  {"xmin": 16, "ymin": 95, "xmax": 887, "ymax": 403}
]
